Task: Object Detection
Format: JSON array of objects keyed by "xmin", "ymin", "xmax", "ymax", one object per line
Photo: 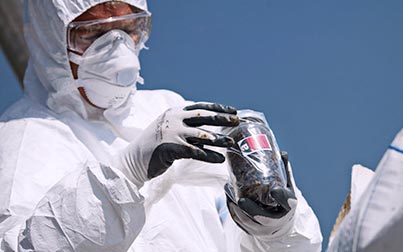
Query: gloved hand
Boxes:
[
  {"xmin": 225, "ymin": 152, "xmax": 297, "ymax": 239},
  {"xmin": 115, "ymin": 103, "xmax": 240, "ymax": 187}
]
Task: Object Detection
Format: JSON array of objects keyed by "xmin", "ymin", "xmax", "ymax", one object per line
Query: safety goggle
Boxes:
[{"xmin": 67, "ymin": 11, "xmax": 152, "ymax": 54}]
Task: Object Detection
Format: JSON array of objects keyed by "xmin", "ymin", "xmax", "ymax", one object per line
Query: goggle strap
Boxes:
[{"xmin": 68, "ymin": 52, "xmax": 83, "ymax": 65}]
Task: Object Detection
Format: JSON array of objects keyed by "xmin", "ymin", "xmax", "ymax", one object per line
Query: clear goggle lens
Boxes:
[{"xmin": 67, "ymin": 11, "xmax": 152, "ymax": 54}]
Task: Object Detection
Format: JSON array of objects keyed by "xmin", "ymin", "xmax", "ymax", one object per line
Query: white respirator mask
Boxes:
[{"xmin": 69, "ymin": 29, "xmax": 143, "ymax": 109}]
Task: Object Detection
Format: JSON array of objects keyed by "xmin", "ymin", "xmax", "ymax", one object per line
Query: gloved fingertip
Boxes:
[
  {"xmin": 195, "ymin": 148, "xmax": 225, "ymax": 163},
  {"xmin": 225, "ymin": 105, "xmax": 238, "ymax": 115},
  {"xmin": 210, "ymin": 153, "xmax": 225, "ymax": 163},
  {"xmin": 229, "ymin": 115, "xmax": 240, "ymax": 126},
  {"xmin": 214, "ymin": 136, "xmax": 235, "ymax": 147},
  {"xmin": 193, "ymin": 147, "xmax": 207, "ymax": 157},
  {"xmin": 270, "ymin": 187, "xmax": 295, "ymax": 211}
]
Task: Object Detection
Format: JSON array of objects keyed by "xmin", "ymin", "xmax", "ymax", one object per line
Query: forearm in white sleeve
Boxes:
[{"xmin": 1, "ymin": 163, "xmax": 145, "ymax": 252}]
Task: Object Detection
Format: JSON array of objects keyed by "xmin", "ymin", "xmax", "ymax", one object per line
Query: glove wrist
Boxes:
[{"xmin": 113, "ymin": 141, "xmax": 150, "ymax": 188}]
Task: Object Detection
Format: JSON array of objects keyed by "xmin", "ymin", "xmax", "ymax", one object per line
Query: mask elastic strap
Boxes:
[{"xmin": 69, "ymin": 52, "xmax": 85, "ymax": 88}]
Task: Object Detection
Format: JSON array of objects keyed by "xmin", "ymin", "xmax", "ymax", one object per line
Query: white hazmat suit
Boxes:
[
  {"xmin": 328, "ymin": 129, "xmax": 403, "ymax": 252},
  {"xmin": 0, "ymin": 0, "xmax": 322, "ymax": 251}
]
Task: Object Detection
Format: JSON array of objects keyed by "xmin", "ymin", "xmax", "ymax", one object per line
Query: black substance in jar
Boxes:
[{"xmin": 227, "ymin": 117, "xmax": 286, "ymax": 207}]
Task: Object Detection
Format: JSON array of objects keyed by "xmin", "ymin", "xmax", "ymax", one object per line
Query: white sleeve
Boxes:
[
  {"xmin": 20, "ymin": 163, "xmax": 145, "ymax": 252},
  {"xmin": 0, "ymin": 163, "xmax": 146, "ymax": 252},
  {"xmin": 0, "ymin": 119, "xmax": 145, "ymax": 252}
]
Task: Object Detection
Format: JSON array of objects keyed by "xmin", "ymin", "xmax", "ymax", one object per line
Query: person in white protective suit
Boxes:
[
  {"xmin": 327, "ymin": 129, "xmax": 403, "ymax": 252},
  {"xmin": 0, "ymin": 0, "xmax": 322, "ymax": 251}
]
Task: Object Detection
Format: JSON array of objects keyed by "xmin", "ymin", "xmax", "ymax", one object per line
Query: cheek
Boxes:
[{"xmin": 131, "ymin": 34, "xmax": 140, "ymax": 45}]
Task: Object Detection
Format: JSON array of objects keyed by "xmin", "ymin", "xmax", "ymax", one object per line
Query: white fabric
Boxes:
[
  {"xmin": 0, "ymin": 0, "xmax": 323, "ymax": 251},
  {"xmin": 328, "ymin": 129, "xmax": 403, "ymax": 252},
  {"xmin": 350, "ymin": 165, "xmax": 375, "ymax": 210},
  {"xmin": 327, "ymin": 165, "xmax": 375, "ymax": 246}
]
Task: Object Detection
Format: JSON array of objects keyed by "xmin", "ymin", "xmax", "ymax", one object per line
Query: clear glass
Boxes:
[
  {"xmin": 67, "ymin": 11, "xmax": 152, "ymax": 54},
  {"xmin": 224, "ymin": 110, "xmax": 288, "ymax": 207}
]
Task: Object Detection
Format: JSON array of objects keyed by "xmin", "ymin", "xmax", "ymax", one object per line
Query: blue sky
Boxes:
[{"xmin": 1, "ymin": 0, "xmax": 403, "ymax": 247}]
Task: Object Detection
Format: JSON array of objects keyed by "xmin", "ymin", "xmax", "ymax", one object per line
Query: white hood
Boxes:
[{"xmin": 23, "ymin": 0, "xmax": 148, "ymax": 118}]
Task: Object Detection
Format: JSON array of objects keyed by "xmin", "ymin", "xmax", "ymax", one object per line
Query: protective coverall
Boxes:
[
  {"xmin": 0, "ymin": 0, "xmax": 322, "ymax": 251},
  {"xmin": 328, "ymin": 129, "xmax": 403, "ymax": 252}
]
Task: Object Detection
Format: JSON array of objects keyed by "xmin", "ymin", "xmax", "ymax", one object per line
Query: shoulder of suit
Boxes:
[{"xmin": 134, "ymin": 89, "xmax": 189, "ymax": 108}]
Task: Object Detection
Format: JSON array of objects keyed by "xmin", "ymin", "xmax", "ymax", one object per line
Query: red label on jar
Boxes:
[{"xmin": 238, "ymin": 134, "xmax": 272, "ymax": 155}]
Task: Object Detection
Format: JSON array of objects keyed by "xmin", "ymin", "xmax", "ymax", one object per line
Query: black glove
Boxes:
[{"xmin": 225, "ymin": 152, "xmax": 297, "ymax": 237}]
